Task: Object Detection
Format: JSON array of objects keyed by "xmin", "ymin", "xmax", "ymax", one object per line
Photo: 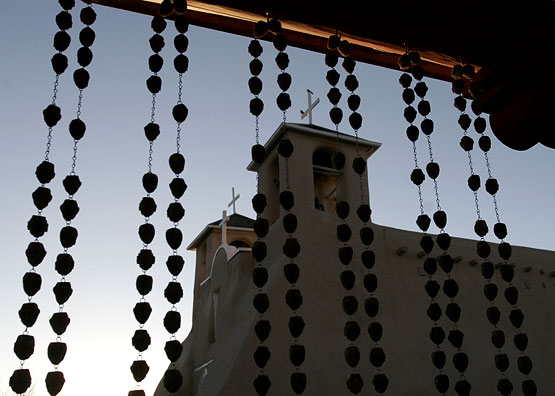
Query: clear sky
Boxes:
[{"xmin": 1, "ymin": 1, "xmax": 554, "ymax": 395}]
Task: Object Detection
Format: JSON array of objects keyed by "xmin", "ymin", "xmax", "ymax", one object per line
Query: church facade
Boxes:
[{"xmin": 155, "ymin": 123, "xmax": 555, "ymax": 395}]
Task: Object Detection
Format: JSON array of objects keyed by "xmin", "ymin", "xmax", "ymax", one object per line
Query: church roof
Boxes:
[
  {"xmin": 247, "ymin": 122, "xmax": 381, "ymax": 171},
  {"xmin": 187, "ymin": 213, "xmax": 255, "ymax": 251}
]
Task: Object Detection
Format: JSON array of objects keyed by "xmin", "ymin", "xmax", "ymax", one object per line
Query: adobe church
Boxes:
[{"xmin": 154, "ymin": 122, "xmax": 555, "ymax": 395}]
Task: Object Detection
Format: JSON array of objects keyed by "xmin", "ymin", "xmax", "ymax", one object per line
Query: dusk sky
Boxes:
[{"xmin": 2, "ymin": 1, "xmax": 555, "ymax": 395}]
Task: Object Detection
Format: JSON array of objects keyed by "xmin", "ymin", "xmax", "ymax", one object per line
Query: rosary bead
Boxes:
[
  {"xmin": 325, "ymin": 51, "xmax": 338, "ymax": 68},
  {"xmin": 69, "ymin": 118, "xmax": 86, "ymax": 141},
  {"xmin": 326, "ymin": 69, "xmax": 340, "ymax": 86},
  {"xmin": 148, "ymin": 54, "xmax": 163, "ymax": 73},
  {"xmin": 345, "ymin": 74, "xmax": 359, "ymax": 91},
  {"xmin": 80, "ymin": 6, "xmax": 97, "ymax": 25},
  {"xmin": 518, "ymin": 356, "xmax": 533, "ymax": 375},
  {"xmin": 432, "ymin": 210, "xmax": 447, "ymax": 229},
  {"xmin": 326, "ymin": 87, "xmax": 341, "ymax": 105},
  {"xmin": 343, "ymin": 295, "xmax": 358, "ymax": 315},
  {"xmin": 249, "ymin": 97, "xmax": 264, "ymax": 116},
  {"xmin": 432, "ymin": 350, "xmax": 446, "ymax": 369},
  {"xmin": 276, "ymin": 92, "xmax": 291, "ymax": 111},
  {"xmin": 477, "ymin": 240, "xmax": 491, "ymax": 258},
  {"xmin": 509, "ymin": 309, "xmax": 524, "ymax": 328},
  {"xmin": 278, "ymin": 138, "xmax": 294, "ymax": 158},
  {"xmin": 53, "ymin": 282, "xmax": 73, "ymax": 305},
  {"xmin": 144, "ymin": 122, "xmax": 160, "ymax": 142},
  {"xmin": 138, "ymin": 223, "xmax": 155, "ymax": 244},
  {"xmin": 290, "ymin": 344, "xmax": 306, "ymax": 366},
  {"xmin": 53, "ymin": 31, "xmax": 71, "ymax": 52},
  {"xmin": 504, "ymin": 286, "xmax": 518, "ymax": 305},
  {"xmin": 494, "ymin": 222, "xmax": 507, "ymax": 239},
  {"xmin": 159, "ymin": 0, "xmax": 173, "ymax": 16},
  {"xmin": 451, "ymin": 79, "xmax": 465, "ymax": 95},
  {"xmin": 438, "ymin": 253, "xmax": 454, "ymax": 272},
  {"xmin": 43, "ymin": 104, "xmax": 62, "ymax": 128},
  {"xmin": 164, "ymin": 311, "xmax": 181, "ymax": 333},
  {"xmin": 49, "ymin": 311, "xmax": 70, "ymax": 335},
  {"xmin": 172, "ymin": 104, "xmax": 188, "ymax": 123},
  {"xmin": 406, "ymin": 125, "xmax": 419, "ymax": 142},
  {"xmin": 514, "ymin": 333, "xmax": 528, "ymax": 351},
  {"xmin": 453, "ymin": 352, "xmax": 469, "ymax": 373},
  {"xmin": 79, "ymin": 27, "xmax": 95, "ymax": 47},
  {"xmin": 399, "ymin": 72, "xmax": 412, "ymax": 88},
  {"xmin": 338, "ymin": 40, "xmax": 352, "ymax": 57},
  {"xmin": 423, "ymin": 257, "xmax": 437, "ymax": 275},
  {"xmin": 163, "ymin": 369, "xmax": 183, "ymax": 393},
  {"xmin": 342, "ymin": 57, "xmax": 356, "ymax": 74},
  {"xmin": 60, "ymin": 199, "xmax": 79, "ymax": 221},
  {"xmin": 430, "ymin": 326, "xmax": 445, "ymax": 345},
  {"xmin": 335, "ymin": 200, "xmax": 350, "ymax": 219},
  {"xmin": 167, "ymin": 202, "xmax": 185, "ymax": 223},
  {"xmin": 253, "ymin": 217, "xmax": 269, "ymax": 238},
  {"xmin": 497, "ymin": 378, "xmax": 513, "ymax": 396},
  {"xmin": 338, "ymin": 246, "xmax": 353, "ymax": 265},
  {"xmin": 340, "ymin": 270, "xmax": 355, "ymax": 290},
  {"xmin": 253, "ymin": 293, "xmax": 269, "ymax": 314},
  {"xmin": 277, "ymin": 72, "xmax": 292, "ymax": 91},
  {"xmin": 60, "ymin": 225, "xmax": 78, "ymax": 248},
  {"xmin": 14, "ymin": 334, "xmax": 35, "ymax": 361},
  {"xmin": 478, "ymin": 135, "xmax": 491, "ymax": 152},
  {"xmin": 427, "ymin": 302, "xmax": 442, "ymax": 321},
  {"xmin": 344, "ymin": 345, "xmax": 360, "ymax": 367},
  {"xmin": 275, "ymin": 52, "xmax": 290, "ymax": 70},
  {"xmin": 254, "ymin": 346, "xmax": 271, "ymax": 368},
  {"xmin": 474, "ymin": 219, "xmax": 488, "ymax": 237},
  {"xmin": 146, "ymin": 75, "xmax": 162, "ymax": 94},
  {"xmin": 398, "ymin": 54, "xmax": 411, "ymax": 70},
  {"xmin": 361, "ymin": 250, "xmax": 375, "ymax": 269},
  {"xmin": 347, "ymin": 94, "xmax": 361, "ymax": 111},
  {"xmin": 142, "ymin": 172, "xmax": 158, "ymax": 194},
  {"xmin": 481, "ymin": 260, "xmax": 494, "ymax": 279},
  {"xmin": 273, "ymin": 34, "xmax": 287, "ymax": 51},
  {"xmin": 522, "ymin": 380, "xmax": 537, "ymax": 396},
  {"xmin": 500, "ymin": 263, "xmax": 514, "ymax": 282},
  {"xmin": 36, "ymin": 161, "xmax": 55, "ymax": 185},
  {"xmin": 467, "ymin": 174, "xmax": 480, "ymax": 191},
  {"xmin": 420, "ymin": 235, "xmax": 434, "ymax": 253},
  {"xmin": 349, "ymin": 112, "xmax": 362, "ymax": 130},
  {"xmin": 446, "ymin": 302, "xmax": 461, "ymax": 322},
  {"xmin": 448, "ymin": 329, "xmax": 464, "ymax": 348},
  {"xmin": 487, "ymin": 306, "xmax": 501, "ymax": 325},
  {"xmin": 252, "ymin": 193, "xmax": 267, "ymax": 213},
  {"xmin": 346, "ymin": 374, "xmax": 363, "ymax": 394},
  {"xmin": 289, "ymin": 315, "xmax": 305, "ymax": 337},
  {"xmin": 136, "ymin": 249, "xmax": 155, "ymax": 271},
  {"xmin": 136, "ymin": 274, "xmax": 153, "ymax": 295},
  {"xmin": 344, "ymin": 321, "xmax": 360, "ymax": 341},
  {"xmin": 357, "ymin": 204, "xmax": 371, "ymax": 222},
  {"xmin": 368, "ymin": 322, "xmax": 383, "ymax": 342},
  {"xmin": 436, "ymin": 232, "xmax": 451, "ymax": 251},
  {"xmin": 425, "ymin": 280, "xmax": 440, "ymax": 298},
  {"xmin": 253, "ymin": 267, "xmax": 268, "ymax": 288},
  {"xmin": 166, "ymin": 255, "xmax": 184, "ymax": 276},
  {"xmin": 132, "ymin": 329, "xmax": 151, "ymax": 352},
  {"xmin": 165, "ymin": 228, "xmax": 183, "ymax": 250},
  {"xmin": 249, "ymin": 77, "xmax": 263, "ymax": 96},
  {"xmin": 360, "ymin": 226, "xmax": 374, "ymax": 245},
  {"xmin": 248, "ymin": 39, "xmax": 263, "ymax": 58},
  {"xmin": 56, "ymin": 11, "xmax": 72, "ymax": 31},
  {"xmin": 474, "ymin": 116, "xmax": 487, "ymax": 133},
  {"xmin": 414, "ymin": 82, "xmax": 428, "ymax": 99},
  {"xmin": 47, "ymin": 342, "xmax": 67, "ymax": 366},
  {"xmin": 403, "ymin": 106, "xmax": 417, "ymax": 123},
  {"xmin": 329, "ymin": 107, "xmax": 343, "ymax": 124},
  {"xmin": 253, "ymin": 21, "xmax": 268, "ymax": 39},
  {"xmin": 45, "ymin": 371, "xmax": 65, "ymax": 396},
  {"xmin": 290, "ymin": 372, "xmax": 306, "ymax": 394},
  {"xmin": 164, "ymin": 340, "xmax": 183, "ymax": 363},
  {"xmin": 370, "ymin": 347, "xmax": 386, "ymax": 367},
  {"xmin": 483, "ymin": 283, "xmax": 498, "ymax": 301},
  {"xmin": 336, "ymin": 224, "xmax": 352, "ymax": 242},
  {"xmin": 454, "ymin": 95, "xmax": 467, "ymax": 112},
  {"xmin": 283, "ymin": 213, "xmax": 298, "ymax": 233},
  {"xmin": 443, "ymin": 279, "xmax": 459, "ymax": 298},
  {"xmin": 32, "ymin": 187, "xmax": 52, "ymax": 211},
  {"xmin": 499, "ymin": 241, "xmax": 512, "ymax": 259},
  {"xmin": 252, "ymin": 241, "xmax": 267, "ymax": 262},
  {"xmin": 151, "ymin": 15, "xmax": 167, "ymax": 33},
  {"xmin": 267, "ymin": 18, "xmax": 282, "ymax": 33},
  {"xmin": 173, "ymin": 0, "xmax": 187, "ymax": 15},
  {"xmin": 253, "ymin": 374, "xmax": 271, "ymax": 395},
  {"xmin": 9, "ymin": 369, "xmax": 31, "ymax": 394},
  {"xmin": 169, "ymin": 153, "xmax": 185, "ymax": 174},
  {"xmin": 402, "ymin": 88, "xmax": 415, "ymax": 104},
  {"xmin": 19, "ymin": 302, "xmax": 40, "ymax": 327},
  {"xmin": 352, "ymin": 156, "xmax": 366, "ymax": 174},
  {"xmin": 331, "ymin": 151, "xmax": 345, "ymax": 170},
  {"xmin": 130, "ymin": 360, "xmax": 149, "ymax": 382},
  {"xmin": 283, "ymin": 238, "xmax": 300, "ymax": 258},
  {"xmin": 364, "ymin": 297, "xmax": 379, "ymax": 317},
  {"xmin": 416, "ymin": 214, "xmax": 431, "ymax": 231},
  {"xmin": 164, "ymin": 281, "xmax": 184, "ymax": 304},
  {"xmin": 174, "ymin": 34, "xmax": 189, "ymax": 54},
  {"xmin": 149, "ymin": 34, "xmax": 164, "ymax": 53},
  {"xmin": 460, "ymin": 135, "xmax": 474, "ymax": 151},
  {"xmin": 55, "ymin": 253, "xmax": 74, "ymax": 276},
  {"xmin": 28, "ymin": 215, "xmax": 48, "ymax": 238},
  {"xmin": 73, "ymin": 68, "xmax": 90, "ymax": 89},
  {"xmin": 51, "ymin": 53, "xmax": 69, "ymax": 74},
  {"xmin": 458, "ymin": 113, "xmax": 472, "ymax": 130},
  {"xmin": 373, "ymin": 373, "xmax": 389, "ymax": 394},
  {"xmin": 411, "ymin": 65, "xmax": 424, "ymax": 80}
]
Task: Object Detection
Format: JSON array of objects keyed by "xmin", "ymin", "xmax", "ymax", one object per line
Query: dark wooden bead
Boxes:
[
  {"xmin": 276, "ymin": 92, "xmax": 291, "ymax": 111},
  {"xmin": 63, "ymin": 174, "xmax": 81, "ymax": 195},
  {"xmin": 252, "ymin": 193, "xmax": 267, "ymax": 213},
  {"xmin": 360, "ymin": 226, "xmax": 374, "ymax": 245},
  {"xmin": 443, "ymin": 279, "xmax": 459, "ymax": 298},
  {"xmin": 56, "ymin": 11, "xmax": 72, "ymax": 31},
  {"xmin": 19, "ymin": 302, "xmax": 40, "ymax": 327},
  {"xmin": 275, "ymin": 52, "xmax": 289, "ymax": 70},
  {"xmin": 253, "ymin": 293, "xmax": 269, "ymax": 313},
  {"xmin": 51, "ymin": 53, "xmax": 69, "ymax": 74},
  {"xmin": 372, "ymin": 373, "xmax": 389, "ymax": 394},
  {"xmin": 47, "ymin": 342, "xmax": 67, "ymax": 366},
  {"xmin": 432, "ymin": 351, "xmax": 446, "ymax": 369},
  {"xmin": 146, "ymin": 75, "xmax": 161, "ymax": 94},
  {"xmin": 363, "ymin": 273, "xmax": 377, "ymax": 293},
  {"xmin": 477, "ymin": 240, "xmax": 491, "ymax": 258},
  {"xmin": 337, "ymin": 224, "xmax": 351, "ymax": 242},
  {"xmin": 172, "ymin": 104, "xmax": 188, "ymax": 123},
  {"xmin": 253, "ymin": 374, "xmax": 271, "ymax": 395},
  {"xmin": 344, "ymin": 320, "xmax": 360, "ymax": 341},
  {"xmin": 349, "ymin": 112, "xmax": 362, "ymax": 130},
  {"xmin": 453, "ymin": 352, "xmax": 468, "ymax": 372},
  {"xmin": 130, "ymin": 360, "xmax": 149, "ymax": 382},
  {"xmin": 60, "ymin": 225, "xmax": 78, "ymax": 248},
  {"xmin": 455, "ymin": 380, "xmax": 471, "ymax": 396},
  {"xmin": 254, "ymin": 346, "xmax": 271, "ymax": 368},
  {"xmin": 522, "ymin": 380, "xmax": 537, "ymax": 396},
  {"xmin": 79, "ymin": 26, "xmax": 95, "ymax": 47},
  {"xmin": 169, "ymin": 177, "xmax": 187, "ymax": 199},
  {"xmin": 343, "ymin": 295, "xmax": 358, "ymax": 315},
  {"xmin": 345, "ymin": 74, "xmax": 359, "ymax": 91},
  {"xmin": 164, "ymin": 281, "xmax": 183, "ymax": 304},
  {"xmin": 53, "ymin": 282, "xmax": 73, "ymax": 305},
  {"xmin": 290, "ymin": 344, "xmax": 305, "ymax": 366},
  {"xmin": 338, "ymin": 246, "xmax": 353, "ymax": 265},
  {"xmin": 423, "ymin": 257, "xmax": 437, "ymax": 275},
  {"xmin": 344, "ymin": 345, "xmax": 360, "ymax": 367},
  {"xmin": 26, "ymin": 241, "xmax": 47, "ymax": 266},
  {"xmin": 437, "ymin": 233, "xmax": 451, "ymax": 250},
  {"xmin": 80, "ymin": 6, "xmax": 96, "ymax": 25},
  {"xmin": 278, "ymin": 138, "xmax": 294, "ymax": 158},
  {"xmin": 248, "ymin": 39, "xmax": 263, "ymax": 57},
  {"xmin": 518, "ymin": 356, "xmax": 533, "ymax": 375},
  {"xmin": 361, "ymin": 250, "xmax": 375, "ymax": 269},
  {"xmin": 283, "ymin": 213, "xmax": 297, "ymax": 233},
  {"xmin": 325, "ymin": 51, "xmax": 338, "ymax": 67},
  {"xmin": 426, "ymin": 162, "xmax": 440, "ymax": 179},
  {"xmin": 55, "ymin": 253, "xmax": 74, "ymax": 276},
  {"xmin": 417, "ymin": 100, "xmax": 431, "ymax": 116},
  {"xmin": 335, "ymin": 200, "xmax": 349, "ymax": 219},
  {"xmin": 268, "ymin": 18, "xmax": 282, "ymax": 33},
  {"xmin": 402, "ymin": 88, "xmax": 415, "ymax": 104},
  {"xmin": 286, "ymin": 289, "xmax": 303, "ymax": 310},
  {"xmin": 23, "ymin": 272, "xmax": 42, "ymax": 297},
  {"xmin": 253, "ymin": 267, "xmax": 268, "ymax": 288},
  {"xmin": 448, "ymin": 329, "xmax": 464, "ymax": 348},
  {"xmin": 500, "ymin": 263, "xmax": 514, "ymax": 282},
  {"xmin": 49, "ymin": 312, "xmax": 70, "ymax": 335},
  {"xmin": 504, "ymin": 286, "xmax": 518, "ymax": 305},
  {"xmin": 399, "ymin": 73, "xmax": 412, "ymax": 88},
  {"xmin": 327, "ymin": 87, "xmax": 341, "ymax": 105},
  {"xmin": 487, "ymin": 306, "xmax": 501, "ymax": 325},
  {"xmin": 499, "ymin": 242, "xmax": 512, "ymax": 260},
  {"xmin": 421, "ymin": 118, "xmax": 434, "ymax": 135},
  {"xmin": 163, "ymin": 369, "xmax": 183, "ymax": 393},
  {"xmin": 435, "ymin": 374, "xmax": 449, "ymax": 394},
  {"xmin": 43, "ymin": 104, "xmax": 62, "ymax": 128},
  {"xmin": 346, "ymin": 373, "xmax": 363, "ymax": 394},
  {"xmin": 59, "ymin": 0, "xmax": 75, "ymax": 10},
  {"xmin": 166, "ymin": 255, "xmax": 184, "ymax": 276},
  {"xmin": 166, "ymin": 228, "xmax": 183, "ymax": 250},
  {"xmin": 348, "ymin": 94, "xmax": 361, "ymax": 111},
  {"xmin": 368, "ymin": 321, "xmax": 383, "ymax": 342},
  {"xmin": 165, "ymin": 339, "xmax": 183, "ymax": 362},
  {"xmin": 254, "ymin": 320, "xmax": 271, "ymax": 341},
  {"xmin": 460, "ymin": 135, "xmax": 474, "ymax": 151},
  {"xmin": 370, "ymin": 347, "xmax": 386, "ymax": 367},
  {"xmin": 326, "ymin": 69, "xmax": 340, "ymax": 86},
  {"xmin": 497, "ymin": 378, "xmax": 513, "ymax": 396},
  {"xmin": 9, "ymin": 369, "xmax": 31, "ymax": 394},
  {"xmin": 514, "ymin": 333, "xmax": 528, "ymax": 351},
  {"xmin": 510, "ymin": 309, "xmax": 524, "ymax": 328},
  {"xmin": 352, "ymin": 156, "xmax": 366, "ymax": 174},
  {"xmin": 59, "ymin": 199, "xmax": 79, "ymax": 222},
  {"xmin": 289, "ymin": 315, "xmax": 305, "ymax": 337},
  {"xmin": 167, "ymin": 202, "xmax": 185, "ymax": 223},
  {"xmin": 136, "ymin": 274, "xmax": 153, "ymax": 295},
  {"xmin": 332, "ymin": 151, "xmax": 345, "ymax": 170},
  {"xmin": 73, "ymin": 68, "xmax": 90, "ymax": 89},
  {"xmin": 273, "ymin": 33, "xmax": 287, "ymax": 51},
  {"xmin": 252, "ymin": 241, "xmax": 267, "ymax": 262},
  {"xmin": 357, "ymin": 204, "xmax": 371, "ymax": 222},
  {"xmin": 329, "ymin": 107, "xmax": 343, "ymax": 124},
  {"xmin": 14, "ymin": 334, "xmax": 34, "ymax": 360},
  {"xmin": 254, "ymin": 217, "xmax": 269, "ymax": 238},
  {"xmin": 363, "ymin": 297, "xmax": 378, "ymax": 317},
  {"xmin": 425, "ymin": 280, "xmax": 440, "ymax": 298},
  {"xmin": 133, "ymin": 302, "xmax": 152, "ymax": 324},
  {"xmin": 468, "ymin": 174, "xmax": 480, "ymax": 191},
  {"xmin": 159, "ymin": 0, "xmax": 173, "ymax": 16},
  {"xmin": 430, "ymin": 326, "xmax": 445, "ymax": 345},
  {"xmin": 406, "ymin": 125, "xmax": 419, "ymax": 141},
  {"xmin": 45, "ymin": 371, "xmax": 65, "ymax": 396},
  {"xmin": 341, "ymin": 270, "xmax": 355, "ymax": 290},
  {"xmin": 283, "ymin": 238, "xmax": 300, "ymax": 258},
  {"xmin": 342, "ymin": 57, "xmax": 356, "ymax": 73},
  {"xmin": 420, "ymin": 235, "xmax": 434, "ymax": 253},
  {"xmin": 454, "ymin": 95, "xmax": 467, "ymax": 111},
  {"xmin": 427, "ymin": 303, "xmax": 442, "ymax": 321},
  {"xmin": 484, "ymin": 283, "xmax": 498, "ymax": 301},
  {"xmin": 439, "ymin": 254, "xmax": 454, "ymax": 272},
  {"xmin": 174, "ymin": 1, "xmax": 187, "ymax": 16},
  {"xmin": 173, "ymin": 54, "xmax": 189, "ymax": 73},
  {"xmin": 411, "ymin": 65, "xmax": 424, "ymax": 80},
  {"xmin": 164, "ymin": 310, "xmax": 181, "ymax": 333},
  {"xmin": 433, "ymin": 210, "xmax": 447, "ymax": 229},
  {"xmin": 151, "ymin": 15, "xmax": 167, "ymax": 33},
  {"xmin": 251, "ymin": 143, "xmax": 265, "ymax": 163},
  {"xmin": 54, "ymin": 30, "xmax": 71, "ymax": 52},
  {"xmin": 290, "ymin": 372, "xmax": 306, "ymax": 394},
  {"xmin": 410, "ymin": 168, "xmax": 425, "ymax": 185}
]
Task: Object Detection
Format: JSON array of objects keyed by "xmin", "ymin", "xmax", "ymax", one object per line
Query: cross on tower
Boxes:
[
  {"xmin": 219, "ymin": 210, "xmax": 230, "ymax": 246},
  {"xmin": 300, "ymin": 89, "xmax": 320, "ymax": 124},
  {"xmin": 228, "ymin": 187, "xmax": 240, "ymax": 214}
]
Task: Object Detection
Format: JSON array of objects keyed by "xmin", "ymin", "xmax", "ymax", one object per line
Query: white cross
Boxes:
[
  {"xmin": 228, "ymin": 187, "xmax": 240, "ymax": 214},
  {"xmin": 219, "ymin": 210, "xmax": 230, "ymax": 246},
  {"xmin": 300, "ymin": 89, "xmax": 320, "ymax": 124}
]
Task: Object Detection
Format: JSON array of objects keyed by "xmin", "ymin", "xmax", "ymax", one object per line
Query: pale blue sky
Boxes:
[{"xmin": 1, "ymin": 1, "xmax": 554, "ymax": 395}]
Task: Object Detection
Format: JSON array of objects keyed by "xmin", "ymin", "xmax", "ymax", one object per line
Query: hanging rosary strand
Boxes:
[
  {"xmin": 459, "ymin": 67, "xmax": 537, "ymax": 396},
  {"xmin": 129, "ymin": 4, "xmax": 168, "ymax": 395},
  {"xmin": 249, "ymin": 19, "xmax": 272, "ymax": 396},
  {"xmin": 344, "ymin": 43, "xmax": 389, "ymax": 395},
  {"xmin": 402, "ymin": 51, "xmax": 472, "ymax": 396},
  {"xmin": 451, "ymin": 63, "xmax": 514, "ymax": 396},
  {"xmin": 44, "ymin": 2, "xmax": 96, "ymax": 395},
  {"xmin": 161, "ymin": 1, "xmax": 190, "ymax": 393},
  {"xmin": 9, "ymin": 0, "xmax": 76, "ymax": 393}
]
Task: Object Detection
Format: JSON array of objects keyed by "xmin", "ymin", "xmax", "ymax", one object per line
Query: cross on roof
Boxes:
[
  {"xmin": 300, "ymin": 89, "xmax": 320, "ymax": 124},
  {"xmin": 219, "ymin": 210, "xmax": 230, "ymax": 246},
  {"xmin": 228, "ymin": 187, "xmax": 240, "ymax": 214}
]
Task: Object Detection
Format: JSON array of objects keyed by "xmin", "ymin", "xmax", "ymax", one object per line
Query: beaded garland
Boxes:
[
  {"xmin": 128, "ymin": 4, "xmax": 168, "ymax": 395},
  {"xmin": 44, "ymin": 2, "xmax": 97, "ymax": 395},
  {"xmin": 250, "ymin": 20, "xmax": 272, "ymax": 396},
  {"xmin": 453, "ymin": 65, "xmax": 537, "ymax": 396},
  {"xmin": 399, "ymin": 51, "xmax": 472, "ymax": 396},
  {"xmin": 161, "ymin": 1, "xmax": 189, "ymax": 393},
  {"xmin": 9, "ymin": 0, "xmax": 78, "ymax": 393}
]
